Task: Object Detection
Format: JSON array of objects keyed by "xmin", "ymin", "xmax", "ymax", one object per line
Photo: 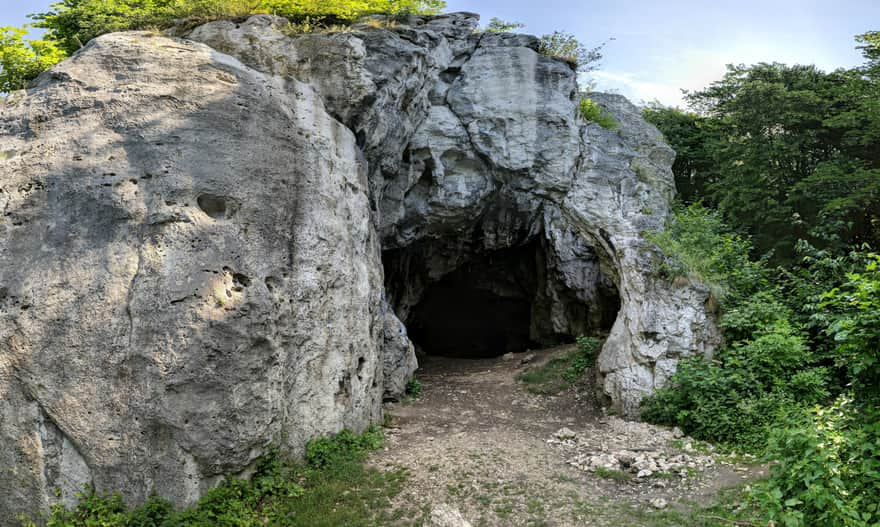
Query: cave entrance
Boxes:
[
  {"xmin": 407, "ymin": 244, "xmax": 536, "ymax": 358},
  {"xmin": 383, "ymin": 238, "xmax": 619, "ymax": 360}
]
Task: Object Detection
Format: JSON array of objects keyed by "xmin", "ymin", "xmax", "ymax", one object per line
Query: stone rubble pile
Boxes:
[{"xmin": 547, "ymin": 419, "xmax": 717, "ymax": 483}]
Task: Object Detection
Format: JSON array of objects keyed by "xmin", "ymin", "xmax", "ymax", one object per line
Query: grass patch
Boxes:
[
  {"xmin": 594, "ymin": 466, "xmax": 633, "ymax": 483},
  {"xmin": 600, "ymin": 486, "xmax": 768, "ymax": 527},
  {"xmin": 20, "ymin": 427, "xmax": 412, "ymax": 527},
  {"xmin": 517, "ymin": 336, "xmax": 600, "ymax": 395}
]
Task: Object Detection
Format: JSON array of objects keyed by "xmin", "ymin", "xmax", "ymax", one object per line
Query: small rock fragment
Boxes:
[
  {"xmin": 649, "ymin": 498, "xmax": 668, "ymax": 509},
  {"xmin": 554, "ymin": 427, "xmax": 577, "ymax": 441},
  {"xmin": 426, "ymin": 504, "xmax": 472, "ymax": 527}
]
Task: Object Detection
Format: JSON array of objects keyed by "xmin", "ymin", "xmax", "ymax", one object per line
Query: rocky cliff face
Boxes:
[{"xmin": 0, "ymin": 12, "xmax": 720, "ymax": 520}]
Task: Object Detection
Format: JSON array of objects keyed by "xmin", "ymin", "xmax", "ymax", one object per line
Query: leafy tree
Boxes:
[
  {"xmin": 643, "ymin": 104, "xmax": 719, "ymax": 204},
  {"xmin": 856, "ymin": 30, "xmax": 880, "ymax": 72},
  {"xmin": 0, "ymin": 26, "xmax": 66, "ymax": 91},
  {"xmin": 647, "ymin": 44, "xmax": 880, "ymax": 261},
  {"xmin": 30, "ymin": 0, "xmax": 179, "ymax": 55}
]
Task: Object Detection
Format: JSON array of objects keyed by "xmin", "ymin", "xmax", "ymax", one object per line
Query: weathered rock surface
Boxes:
[
  {"xmin": 0, "ymin": 33, "xmax": 384, "ymax": 519},
  {"xmin": 0, "ymin": 12, "xmax": 720, "ymax": 520},
  {"xmin": 426, "ymin": 503, "xmax": 473, "ymax": 527}
]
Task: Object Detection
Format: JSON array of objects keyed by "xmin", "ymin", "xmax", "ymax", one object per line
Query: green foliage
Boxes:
[
  {"xmin": 648, "ymin": 55, "xmax": 880, "ymax": 262},
  {"xmin": 30, "ymin": 0, "xmax": 179, "ymax": 55},
  {"xmin": 305, "ymin": 426, "xmax": 383, "ymax": 468},
  {"xmin": 405, "ymin": 377, "xmax": 422, "ymax": 398},
  {"xmin": 642, "ymin": 203, "xmax": 880, "ymax": 526},
  {"xmin": 642, "ymin": 104, "xmax": 717, "ymax": 204},
  {"xmin": 856, "ymin": 30, "xmax": 880, "ymax": 72},
  {"xmin": 25, "ymin": 428, "xmax": 406, "ymax": 527},
  {"xmin": 577, "ymin": 97, "xmax": 619, "ymax": 129},
  {"xmin": 755, "ymin": 397, "xmax": 880, "ymax": 527},
  {"xmin": 518, "ymin": 337, "xmax": 599, "ymax": 395},
  {"xmin": 641, "ymin": 206, "xmax": 829, "ymax": 451},
  {"xmin": 538, "ymin": 31, "xmax": 604, "ymax": 72},
  {"xmin": 25, "ymin": 0, "xmax": 446, "ymax": 58},
  {"xmin": 483, "ymin": 17, "xmax": 524, "ymax": 33},
  {"xmin": 817, "ymin": 254, "xmax": 880, "ymax": 401},
  {"xmin": 564, "ymin": 336, "xmax": 600, "ymax": 382},
  {"xmin": 646, "ymin": 203, "xmax": 767, "ymax": 304},
  {"xmin": 0, "ymin": 26, "xmax": 67, "ymax": 92}
]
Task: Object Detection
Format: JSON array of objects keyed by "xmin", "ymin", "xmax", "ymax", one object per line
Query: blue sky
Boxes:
[{"xmin": 3, "ymin": 0, "xmax": 878, "ymax": 106}]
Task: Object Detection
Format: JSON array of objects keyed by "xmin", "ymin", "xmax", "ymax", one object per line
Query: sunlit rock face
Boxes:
[
  {"xmin": 0, "ymin": 12, "xmax": 719, "ymax": 520},
  {"xmin": 0, "ymin": 33, "xmax": 384, "ymax": 518}
]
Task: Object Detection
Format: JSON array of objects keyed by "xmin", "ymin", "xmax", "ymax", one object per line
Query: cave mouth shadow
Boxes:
[
  {"xmin": 407, "ymin": 261, "xmax": 534, "ymax": 359},
  {"xmin": 384, "ymin": 239, "xmax": 620, "ymax": 360}
]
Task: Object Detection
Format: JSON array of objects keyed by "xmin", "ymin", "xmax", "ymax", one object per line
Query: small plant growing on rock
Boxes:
[
  {"xmin": 562, "ymin": 336, "xmax": 600, "ymax": 383},
  {"xmin": 538, "ymin": 31, "xmax": 605, "ymax": 72},
  {"xmin": 577, "ymin": 98, "xmax": 619, "ymax": 130},
  {"xmin": 484, "ymin": 17, "xmax": 524, "ymax": 33},
  {"xmin": 405, "ymin": 377, "xmax": 422, "ymax": 398}
]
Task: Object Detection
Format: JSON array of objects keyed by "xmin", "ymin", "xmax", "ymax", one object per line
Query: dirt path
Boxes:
[{"xmin": 370, "ymin": 345, "xmax": 765, "ymax": 527}]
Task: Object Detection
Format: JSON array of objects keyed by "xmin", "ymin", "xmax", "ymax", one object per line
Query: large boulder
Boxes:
[
  {"xmin": 0, "ymin": 12, "xmax": 720, "ymax": 520},
  {"xmin": 0, "ymin": 33, "xmax": 386, "ymax": 518}
]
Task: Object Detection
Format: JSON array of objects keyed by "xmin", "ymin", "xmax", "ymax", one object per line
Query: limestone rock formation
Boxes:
[{"xmin": 0, "ymin": 12, "xmax": 719, "ymax": 520}]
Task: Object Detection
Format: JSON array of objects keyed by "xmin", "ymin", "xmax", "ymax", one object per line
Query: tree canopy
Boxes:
[{"xmin": 645, "ymin": 33, "xmax": 880, "ymax": 262}]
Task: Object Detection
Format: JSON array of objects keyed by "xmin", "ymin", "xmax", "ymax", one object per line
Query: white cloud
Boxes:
[
  {"xmin": 587, "ymin": 70, "xmax": 690, "ymax": 107},
  {"xmin": 586, "ymin": 38, "xmax": 853, "ymax": 109}
]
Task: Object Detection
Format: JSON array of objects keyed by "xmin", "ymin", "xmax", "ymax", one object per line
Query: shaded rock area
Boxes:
[{"xmin": 0, "ymin": 12, "xmax": 719, "ymax": 520}]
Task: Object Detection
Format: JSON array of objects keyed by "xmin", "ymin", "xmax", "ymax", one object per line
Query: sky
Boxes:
[{"xmin": 2, "ymin": 0, "xmax": 878, "ymax": 107}]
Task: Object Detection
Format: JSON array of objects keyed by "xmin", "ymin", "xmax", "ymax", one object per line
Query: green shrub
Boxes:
[
  {"xmin": 29, "ymin": 0, "xmax": 447, "ymax": 54},
  {"xmin": 756, "ymin": 397, "xmax": 880, "ymax": 527},
  {"xmin": 405, "ymin": 377, "xmax": 422, "ymax": 398},
  {"xmin": 817, "ymin": 255, "xmax": 880, "ymax": 402},
  {"xmin": 30, "ymin": 0, "xmax": 180, "ymax": 55},
  {"xmin": 577, "ymin": 98, "xmax": 618, "ymax": 129},
  {"xmin": 563, "ymin": 335, "xmax": 600, "ymax": 382},
  {"xmin": 641, "ymin": 206, "xmax": 829, "ymax": 452},
  {"xmin": 305, "ymin": 426, "xmax": 383, "ymax": 468},
  {"xmin": 646, "ymin": 203, "xmax": 768, "ymax": 305},
  {"xmin": 127, "ymin": 495, "xmax": 175, "ymax": 527},
  {"xmin": 22, "ymin": 428, "xmax": 403, "ymax": 527},
  {"xmin": 2, "ymin": 0, "xmax": 446, "ymax": 87},
  {"xmin": 483, "ymin": 17, "xmax": 523, "ymax": 33},
  {"xmin": 538, "ymin": 31, "xmax": 603, "ymax": 72}
]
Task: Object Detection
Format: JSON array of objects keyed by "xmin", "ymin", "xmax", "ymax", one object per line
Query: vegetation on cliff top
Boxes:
[{"xmin": 0, "ymin": 0, "xmax": 446, "ymax": 91}]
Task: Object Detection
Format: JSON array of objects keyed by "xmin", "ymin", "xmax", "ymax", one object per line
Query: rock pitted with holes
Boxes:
[{"xmin": 0, "ymin": 13, "xmax": 720, "ymax": 520}]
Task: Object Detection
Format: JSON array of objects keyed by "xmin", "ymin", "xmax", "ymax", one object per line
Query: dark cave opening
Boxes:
[
  {"xmin": 406, "ymin": 258, "xmax": 534, "ymax": 358},
  {"xmin": 384, "ymin": 239, "xmax": 620, "ymax": 360}
]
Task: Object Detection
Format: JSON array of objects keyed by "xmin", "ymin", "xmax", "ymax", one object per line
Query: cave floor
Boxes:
[{"xmin": 370, "ymin": 345, "xmax": 767, "ymax": 527}]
